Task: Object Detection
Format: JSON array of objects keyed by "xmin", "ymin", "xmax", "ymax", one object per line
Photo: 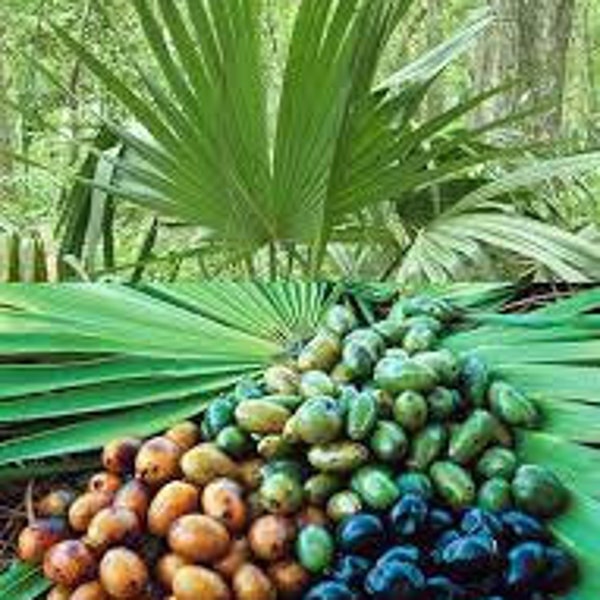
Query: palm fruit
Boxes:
[
  {"xmin": 166, "ymin": 421, "xmax": 200, "ymax": 451},
  {"xmin": 374, "ymin": 356, "xmax": 437, "ymax": 394},
  {"xmin": 308, "ymin": 442, "xmax": 370, "ymax": 473},
  {"xmin": 408, "ymin": 424, "xmax": 448, "ymax": 471},
  {"xmin": 216, "ymin": 425, "xmax": 252, "ymax": 458},
  {"xmin": 264, "ymin": 364, "xmax": 300, "ymax": 395},
  {"xmin": 299, "ymin": 370, "xmax": 336, "ymax": 397},
  {"xmin": 327, "ymin": 491, "xmax": 363, "ymax": 522},
  {"xmin": 147, "ymin": 481, "xmax": 199, "ymax": 537},
  {"xmin": 99, "ymin": 547, "xmax": 148, "ymax": 598},
  {"xmin": 476, "ymin": 446, "xmax": 518, "ymax": 480},
  {"xmin": 181, "ymin": 443, "xmax": 238, "ymax": 485},
  {"xmin": 350, "ymin": 465, "xmax": 399, "ymax": 510},
  {"xmin": 297, "ymin": 330, "xmax": 341, "ymax": 372},
  {"xmin": 86, "ymin": 507, "xmax": 141, "ymax": 551},
  {"xmin": 412, "ymin": 349, "xmax": 459, "ymax": 385},
  {"xmin": 202, "ymin": 478, "xmax": 247, "ymax": 532},
  {"xmin": 233, "ymin": 563, "xmax": 277, "ymax": 600},
  {"xmin": 134, "ymin": 436, "xmax": 181, "ymax": 486},
  {"xmin": 293, "ymin": 396, "xmax": 343, "ymax": 444},
  {"xmin": 102, "ymin": 438, "xmax": 141, "ymax": 475},
  {"xmin": 172, "ymin": 565, "xmax": 231, "ymax": 600},
  {"xmin": 203, "ymin": 396, "xmax": 237, "ymax": 439},
  {"xmin": 234, "ymin": 400, "xmax": 291, "ymax": 435},
  {"xmin": 304, "ymin": 473, "xmax": 344, "ymax": 506},
  {"xmin": 369, "ymin": 421, "xmax": 408, "ymax": 463},
  {"xmin": 488, "ymin": 381, "xmax": 540, "ymax": 428},
  {"xmin": 459, "ymin": 354, "xmax": 490, "ymax": 407},
  {"xmin": 403, "ymin": 321, "xmax": 437, "ymax": 354},
  {"xmin": 478, "ymin": 477, "xmax": 513, "ymax": 512},
  {"xmin": 260, "ymin": 472, "xmax": 304, "ymax": 515},
  {"xmin": 18, "ymin": 519, "xmax": 69, "ymax": 563},
  {"xmin": 512, "ymin": 464, "xmax": 569, "ymax": 518},
  {"xmin": 393, "ymin": 390, "xmax": 428, "ymax": 433},
  {"xmin": 339, "ymin": 341, "xmax": 373, "ymax": 381},
  {"xmin": 168, "ymin": 514, "xmax": 231, "ymax": 563},
  {"xmin": 345, "ymin": 328, "xmax": 386, "ymax": 362},
  {"xmin": 37, "ymin": 489, "xmax": 77, "ymax": 518},
  {"xmin": 430, "ymin": 461, "xmax": 476, "ymax": 510},
  {"xmin": 323, "ymin": 304, "xmax": 357, "ymax": 337},
  {"xmin": 296, "ymin": 526, "xmax": 335, "ymax": 574},
  {"xmin": 427, "ymin": 386, "xmax": 458, "ymax": 421},
  {"xmin": 346, "ymin": 390, "xmax": 378, "ymax": 440},
  {"xmin": 43, "ymin": 540, "xmax": 96, "ymax": 588},
  {"xmin": 448, "ymin": 410, "xmax": 498, "ymax": 464},
  {"xmin": 248, "ymin": 515, "xmax": 296, "ymax": 562}
]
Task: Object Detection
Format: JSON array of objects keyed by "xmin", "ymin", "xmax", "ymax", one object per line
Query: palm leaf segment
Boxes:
[
  {"xmin": 50, "ymin": 0, "xmax": 600, "ymax": 277},
  {"xmin": 0, "ymin": 282, "xmax": 330, "ymax": 468},
  {"xmin": 0, "ymin": 282, "xmax": 600, "ymax": 598}
]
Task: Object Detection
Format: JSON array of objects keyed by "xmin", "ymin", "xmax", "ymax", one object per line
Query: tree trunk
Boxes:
[
  {"xmin": 0, "ymin": 25, "xmax": 14, "ymax": 205},
  {"xmin": 472, "ymin": 0, "xmax": 576, "ymax": 140}
]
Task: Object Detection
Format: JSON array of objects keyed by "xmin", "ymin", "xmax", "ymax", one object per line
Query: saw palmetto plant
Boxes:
[
  {"xmin": 41, "ymin": 0, "xmax": 600, "ymax": 282},
  {"xmin": 0, "ymin": 281, "xmax": 598, "ymax": 597}
]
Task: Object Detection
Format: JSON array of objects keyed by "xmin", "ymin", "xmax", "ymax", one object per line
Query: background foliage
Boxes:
[{"xmin": 0, "ymin": 0, "xmax": 598, "ymax": 282}]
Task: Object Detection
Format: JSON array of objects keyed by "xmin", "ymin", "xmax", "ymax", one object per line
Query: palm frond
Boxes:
[
  {"xmin": 0, "ymin": 563, "xmax": 49, "ymax": 600},
  {"xmin": 0, "ymin": 282, "xmax": 331, "ymax": 473},
  {"xmin": 443, "ymin": 290, "xmax": 600, "ymax": 597}
]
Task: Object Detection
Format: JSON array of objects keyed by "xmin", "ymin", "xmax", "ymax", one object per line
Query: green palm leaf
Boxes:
[
  {"xmin": 1, "ymin": 283, "xmax": 600, "ymax": 597},
  {"xmin": 442, "ymin": 289, "xmax": 600, "ymax": 597},
  {"xmin": 44, "ymin": 0, "xmax": 600, "ymax": 279},
  {"xmin": 0, "ymin": 282, "xmax": 331, "ymax": 470}
]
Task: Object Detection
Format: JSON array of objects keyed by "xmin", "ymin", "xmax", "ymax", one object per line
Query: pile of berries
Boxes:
[{"xmin": 304, "ymin": 494, "xmax": 577, "ymax": 600}]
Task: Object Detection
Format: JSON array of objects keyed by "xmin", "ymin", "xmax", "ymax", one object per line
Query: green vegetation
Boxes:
[{"xmin": 0, "ymin": 0, "xmax": 599, "ymax": 282}]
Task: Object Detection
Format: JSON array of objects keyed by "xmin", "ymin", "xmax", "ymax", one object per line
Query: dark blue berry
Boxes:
[
  {"xmin": 337, "ymin": 514, "xmax": 386, "ymax": 557},
  {"xmin": 504, "ymin": 542, "xmax": 547, "ymax": 595},
  {"xmin": 389, "ymin": 494, "xmax": 429, "ymax": 539},
  {"xmin": 330, "ymin": 555, "xmax": 372, "ymax": 588},
  {"xmin": 303, "ymin": 580, "xmax": 358, "ymax": 600},
  {"xmin": 364, "ymin": 561, "xmax": 425, "ymax": 600}
]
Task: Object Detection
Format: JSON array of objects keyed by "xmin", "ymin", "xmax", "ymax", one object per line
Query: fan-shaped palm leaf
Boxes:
[
  {"xmin": 0, "ymin": 283, "xmax": 600, "ymax": 597},
  {"xmin": 46, "ymin": 0, "xmax": 600, "ymax": 279}
]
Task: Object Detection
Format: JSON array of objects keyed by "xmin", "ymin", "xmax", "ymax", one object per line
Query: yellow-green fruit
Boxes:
[
  {"xmin": 235, "ymin": 400, "xmax": 291, "ymax": 435},
  {"xmin": 393, "ymin": 390, "xmax": 428, "ymax": 433},
  {"xmin": 430, "ymin": 461, "xmax": 476, "ymax": 510},
  {"xmin": 308, "ymin": 442, "xmax": 369, "ymax": 473},
  {"xmin": 181, "ymin": 443, "xmax": 238, "ymax": 485},
  {"xmin": 476, "ymin": 447, "xmax": 518, "ymax": 480},
  {"xmin": 297, "ymin": 331, "xmax": 341, "ymax": 372},
  {"xmin": 294, "ymin": 397, "xmax": 343, "ymax": 445},
  {"xmin": 327, "ymin": 491, "xmax": 362, "ymax": 521},
  {"xmin": 264, "ymin": 364, "xmax": 300, "ymax": 395},
  {"xmin": 346, "ymin": 391, "xmax": 378, "ymax": 441},
  {"xmin": 478, "ymin": 478, "xmax": 512, "ymax": 512},
  {"xmin": 488, "ymin": 381, "xmax": 540, "ymax": 428},
  {"xmin": 260, "ymin": 473, "xmax": 304, "ymax": 516},
  {"xmin": 299, "ymin": 370, "xmax": 336, "ymax": 398},
  {"xmin": 408, "ymin": 425, "xmax": 448, "ymax": 471},
  {"xmin": 304, "ymin": 473, "xmax": 344, "ymax": 506},
  {"xmin": 449, "ymin": 410, "xmax": 498, "ymax": 465}
]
